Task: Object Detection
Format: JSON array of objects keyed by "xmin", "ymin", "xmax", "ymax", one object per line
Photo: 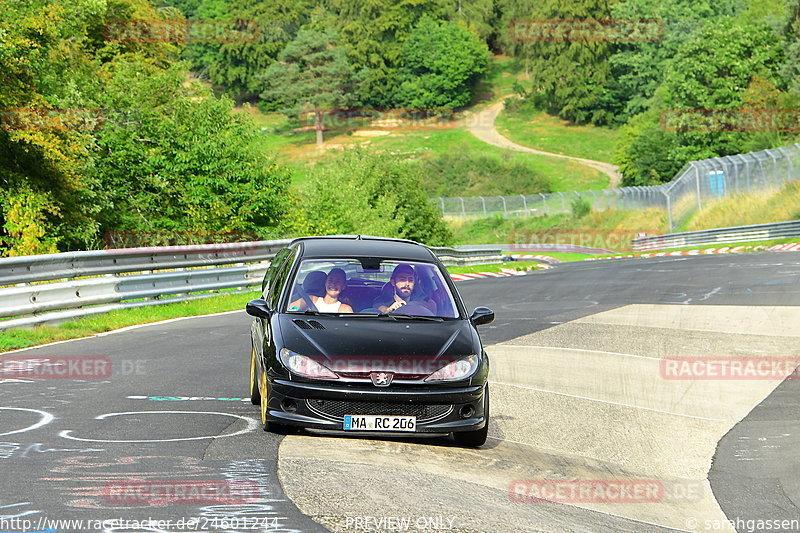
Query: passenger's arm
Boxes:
[{"xmin": 287, "ymin": 298, "xmax": 308, "ymax": 311}]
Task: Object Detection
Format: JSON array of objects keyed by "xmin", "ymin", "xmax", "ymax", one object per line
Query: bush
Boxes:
[
  {"xmin": 571, "ymin": 197, "xmax": 591, "ymax": 218},
  {"xmin": 283, "ymin": 149, "xmax": 452, "ymax": 246},
  {"xmin": 394, "ymin": 17, "xmax": 490, "ymax": 109},
  {"xmin": 417, "ymin": 152, "xmax": 552, "ymax": 197}
]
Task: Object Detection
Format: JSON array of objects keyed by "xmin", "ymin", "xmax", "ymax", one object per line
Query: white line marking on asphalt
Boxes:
[
  {"xmin": 59, "ymin": 410, "xmax": 259, "ymax": 443},
  {"xmin": 0, "ymin": 408, "xmax": 55, "ymax": 437},
  {"xmin": 492, "ymin": 382, "xmax": 727, "ymax": 422},
  {"xmin": 495, "ymin": 344, "xmax": 663, "ymax": 361},
  {"xmin": 699, "ymin": 287, "xmax": 723, "ymax": 301}
]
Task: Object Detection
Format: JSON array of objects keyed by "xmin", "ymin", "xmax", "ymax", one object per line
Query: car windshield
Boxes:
[{"xmin": 284, "ymin": 258, "xmax": 459, "ymax": 318}]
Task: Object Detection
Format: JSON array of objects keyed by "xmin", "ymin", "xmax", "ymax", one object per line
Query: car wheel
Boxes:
[
  {"xmin": 259, "ymin": 370, "xmax": 295, "ymax": 434},
  {"xmin": 453, "ymin": 385, "xmax": 489, "ymax": 447},
  {"xmin": 259, "ymin": 370, "xmax": 270, "ymax": 430},
  {"xmin": 249, "ymin": 346, "xmax": 260, "ymax": 405}
]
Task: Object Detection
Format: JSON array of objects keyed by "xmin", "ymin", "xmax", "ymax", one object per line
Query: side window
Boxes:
[
  {"xmin": 262, "ymin": 248, "xmax": 291, "ymax": 295},
  {"xmin": 267, "ymin": 248, "xmax": 297, "ymax": 310}
]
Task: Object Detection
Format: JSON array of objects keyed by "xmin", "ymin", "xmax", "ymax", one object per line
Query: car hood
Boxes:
[{"xmin": 278, "ymin": 315, "xmax": 477, "ymax": 375}]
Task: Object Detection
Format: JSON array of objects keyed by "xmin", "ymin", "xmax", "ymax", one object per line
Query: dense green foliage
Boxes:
[
  {"xmin": 394, "ymin": 17, "xmax": 490, "ymax": 109},
  {"xmin": 0, "ymin": 0, "xmax": 290, "ymax": 254},
  {"xmin": 282, "ymin": 149, "xmax": 452, "ymax": 246},
  {"xmin": 6, "ymin": 0, "xmax": 800, "ymax": 257}
]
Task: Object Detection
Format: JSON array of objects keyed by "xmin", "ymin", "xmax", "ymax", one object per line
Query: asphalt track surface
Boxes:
[{"xmin": 0, "ymin": 253, "xmax": 798, "ymax": 533}]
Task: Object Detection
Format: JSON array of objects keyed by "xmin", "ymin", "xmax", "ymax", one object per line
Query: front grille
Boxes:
[{"xmin": 307, "ymin": 399, "xmax": 452, "ymax": 423}]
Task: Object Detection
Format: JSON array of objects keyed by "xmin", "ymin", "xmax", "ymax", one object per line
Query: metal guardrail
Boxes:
[
  {"xmin": 0, "ymin": 240, "xmax": 291, "ymax": 286},
  {"xmin": 631, "ymin": 220, "xmax": 800, "ymax": 251},
  {"xmin": 0, "ymin": 239, "xmax": 502, "ymax": 330}
]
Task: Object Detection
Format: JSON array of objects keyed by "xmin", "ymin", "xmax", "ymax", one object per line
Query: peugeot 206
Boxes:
[{"xmin": 245, "ymin": 235, "xmax": 494, "ymax": 447}]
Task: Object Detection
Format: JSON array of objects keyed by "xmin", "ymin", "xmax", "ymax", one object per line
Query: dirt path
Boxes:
[{"xmin": 467, "ymin": 97, "xmax": 622, "ymax": 187}]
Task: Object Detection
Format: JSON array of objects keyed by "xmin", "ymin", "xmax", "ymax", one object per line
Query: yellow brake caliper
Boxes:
[
  {"xmin": 260, "ymin": 371, "xmax": 268, "ymax": 424},
  {"xmin": 250, "ymin": 347, "xmax": 256, "ymax": 396}
]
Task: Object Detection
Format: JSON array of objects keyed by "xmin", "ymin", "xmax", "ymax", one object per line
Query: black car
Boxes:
[{"xmin": 245, "ymin": 235, "xmax": 495, "ymax": 447}]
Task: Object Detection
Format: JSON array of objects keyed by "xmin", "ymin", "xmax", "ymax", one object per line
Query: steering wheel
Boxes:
[{"xmin": 295, "ymin": 285, "xmax": 319, "ymax": 312}]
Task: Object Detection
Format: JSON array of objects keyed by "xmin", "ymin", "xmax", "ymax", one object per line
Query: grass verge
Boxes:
[
  {"xmin": 495, "ymin": 105, "xmax": 620, "ymax": 164},
  {"xmin": 447, "ymin": 260, "xmax": 548, "ymax": 275}
]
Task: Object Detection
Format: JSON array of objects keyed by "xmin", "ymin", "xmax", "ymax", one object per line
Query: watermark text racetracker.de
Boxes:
[
  {"xmin": 103, "ymin": 480, "xmax": 261, "ymax": 505},
  {"xmin": 0, "ymin": 356, "xmax": 146, "ymax": 379},
  {"xmin": 0, "ymin": 516, "xmax": 284, "ymax": 531},
  {"xmin": 660, "ymin": 357, "xmax": 800, "ymax": 380},
  {"xmin": 661, "ymin": 108, "xmax": 800, "ymax": 132},
  {"xmin": 508, "ymin": 229, "xmax": 660, "ymax": 251},
  {"xmin": 509, "ymin": 479, "xmax": 707, "ymax": 503}
]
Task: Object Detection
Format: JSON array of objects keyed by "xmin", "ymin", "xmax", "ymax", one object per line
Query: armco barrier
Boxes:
[
  {"xmin": 0, "ymin": 238, "xmax": 502, "ymax": 330},
  {"xmin": 632, "ymin": 220, "xmax": 800, "ymax": 251}
]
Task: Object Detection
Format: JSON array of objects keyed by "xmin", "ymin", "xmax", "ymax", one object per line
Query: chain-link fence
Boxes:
[{"xmin": 432, "ymin": 143, "xmax": 800, "ymax": 231}]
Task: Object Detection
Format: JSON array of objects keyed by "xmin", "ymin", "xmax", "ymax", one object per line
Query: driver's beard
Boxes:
[{"xmin": 395, "ymin": 287, "xmax": 412, "ymax": 300}]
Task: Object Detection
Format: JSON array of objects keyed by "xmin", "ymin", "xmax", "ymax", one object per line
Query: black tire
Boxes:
[
  {"xmin": 258, "ymin": 369, "xmax": 294, "ymax": 434},
  {"xmin": 453, "ymin": 385, "xmax": 489, "ymax": 447},
  {"xmin": 249, "ymin": 346, "xmax": 260, "ymax": 405}
]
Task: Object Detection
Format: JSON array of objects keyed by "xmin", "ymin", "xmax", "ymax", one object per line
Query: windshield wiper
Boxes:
[{"xmin": 375, "ymin": 313, "xmax": 443, "ymax": 322}]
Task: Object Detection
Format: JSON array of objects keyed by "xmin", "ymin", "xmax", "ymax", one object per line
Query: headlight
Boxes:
[
  {"xmin": 425, "ymin": 354, "xmax": 480, "ymax": 382},
  {"xmin": 279, "ymin": 348, "xmax": 338, "ymax": 379}
]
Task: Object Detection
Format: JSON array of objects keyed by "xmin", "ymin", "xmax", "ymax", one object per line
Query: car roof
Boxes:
[{"xmin": 292, "ymin": 235, "xmax": 436, "ymax": 262}]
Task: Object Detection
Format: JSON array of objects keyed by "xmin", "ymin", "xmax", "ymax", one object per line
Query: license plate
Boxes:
[{"xmin": 343, "ymin": 415, "xmax": 416, "ymax": 431}]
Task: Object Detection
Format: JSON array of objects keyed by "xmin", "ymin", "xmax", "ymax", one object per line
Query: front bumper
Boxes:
[{"xmin": 266, "ymin": 378, "xmax": 487, "ymax": 433}]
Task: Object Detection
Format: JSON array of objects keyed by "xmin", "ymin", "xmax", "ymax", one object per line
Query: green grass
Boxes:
[
  {"xmin": 495, "ymin": 106, "xmax": 620, "ymax": 164},
  {"xmin": 367, "ymin": 129, "xmax": 606, "ymax": 193},
  {"xmin": 448, "ymin": 260, "xmax": 549, "ymax": 274},
  {"xmin": 504, "ymin": 251, "xmax": 599, "ymax": 262},
  {"xmin": 470, "ymin": 56, "xmax": 527, "ymax": 107},
  {"xmin": 0, "ymin": 290, "xmax": 260, "ymax": 353},
  {"xmin": 679, "ymin": 182, "xmax": 800, "ymax": 232}
]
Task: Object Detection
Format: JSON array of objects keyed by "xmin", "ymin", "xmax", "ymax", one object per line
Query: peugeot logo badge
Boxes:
[{"xmin": 370, "ymin": 371, "xmax": 393, "ymax": 387}]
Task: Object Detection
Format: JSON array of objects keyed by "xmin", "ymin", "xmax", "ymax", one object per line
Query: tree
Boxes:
[
  {"xmin": 615, "ymin": 18, "xmax": 787, "ymax": 185},
  {"xmin": 601, "ymin": 0, "xmax": 732, "ymax": 124},
  {"xmin": 206, "ymin": 0, "xmax": 314, "ymax": 100},
  {"xmin": 498, "ymin": 0, "xmax": 616, "ymax": 124},
  {"xmin": 261, "ymin": 29, "xmax": 359, "ymax": 146},
  {"xmin": 92, "ymin": 59, "xmax": 290, "ymax": 236},
  {"xmin": 285, "ymin": 149, "xmax": 452, "ymax": 246},
  {"xmin": 660, "ymin": 18, "xmax": 785, "ymax": 163},
  {"xmin": 395, "ymin": 17, "xmax": 490, "ymax": 109},
  {"xmin": 326, "ymin": 0, "xmax": 445, "ymax": 107}
]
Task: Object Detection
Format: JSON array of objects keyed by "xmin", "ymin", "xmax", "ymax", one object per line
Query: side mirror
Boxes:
[
  {"xmin": 470, "ymin": 306, "xmax": 494, "ymax": 326},
  {"xmin": 246, "ymin": 299, "xmax": 272, "ymax": 319}
]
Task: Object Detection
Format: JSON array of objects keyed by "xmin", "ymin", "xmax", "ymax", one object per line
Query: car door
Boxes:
[
  {"xmin": 254, "ymin": 247, "xmax": 298, "ymax": 371},
  {"xmin": 253, "ymin": 247, "xmax": 291, "ymax": 357}
]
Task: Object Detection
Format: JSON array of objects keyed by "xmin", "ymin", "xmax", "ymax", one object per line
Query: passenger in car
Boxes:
[{"xmin": 288, "ymin": 268, "xmax": 353, "ymax": 313}]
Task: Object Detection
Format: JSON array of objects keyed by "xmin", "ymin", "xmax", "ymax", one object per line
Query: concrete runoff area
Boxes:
[{"xmin": 278, "ymin": 305, "xmax": 800, "ymax": 532}]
